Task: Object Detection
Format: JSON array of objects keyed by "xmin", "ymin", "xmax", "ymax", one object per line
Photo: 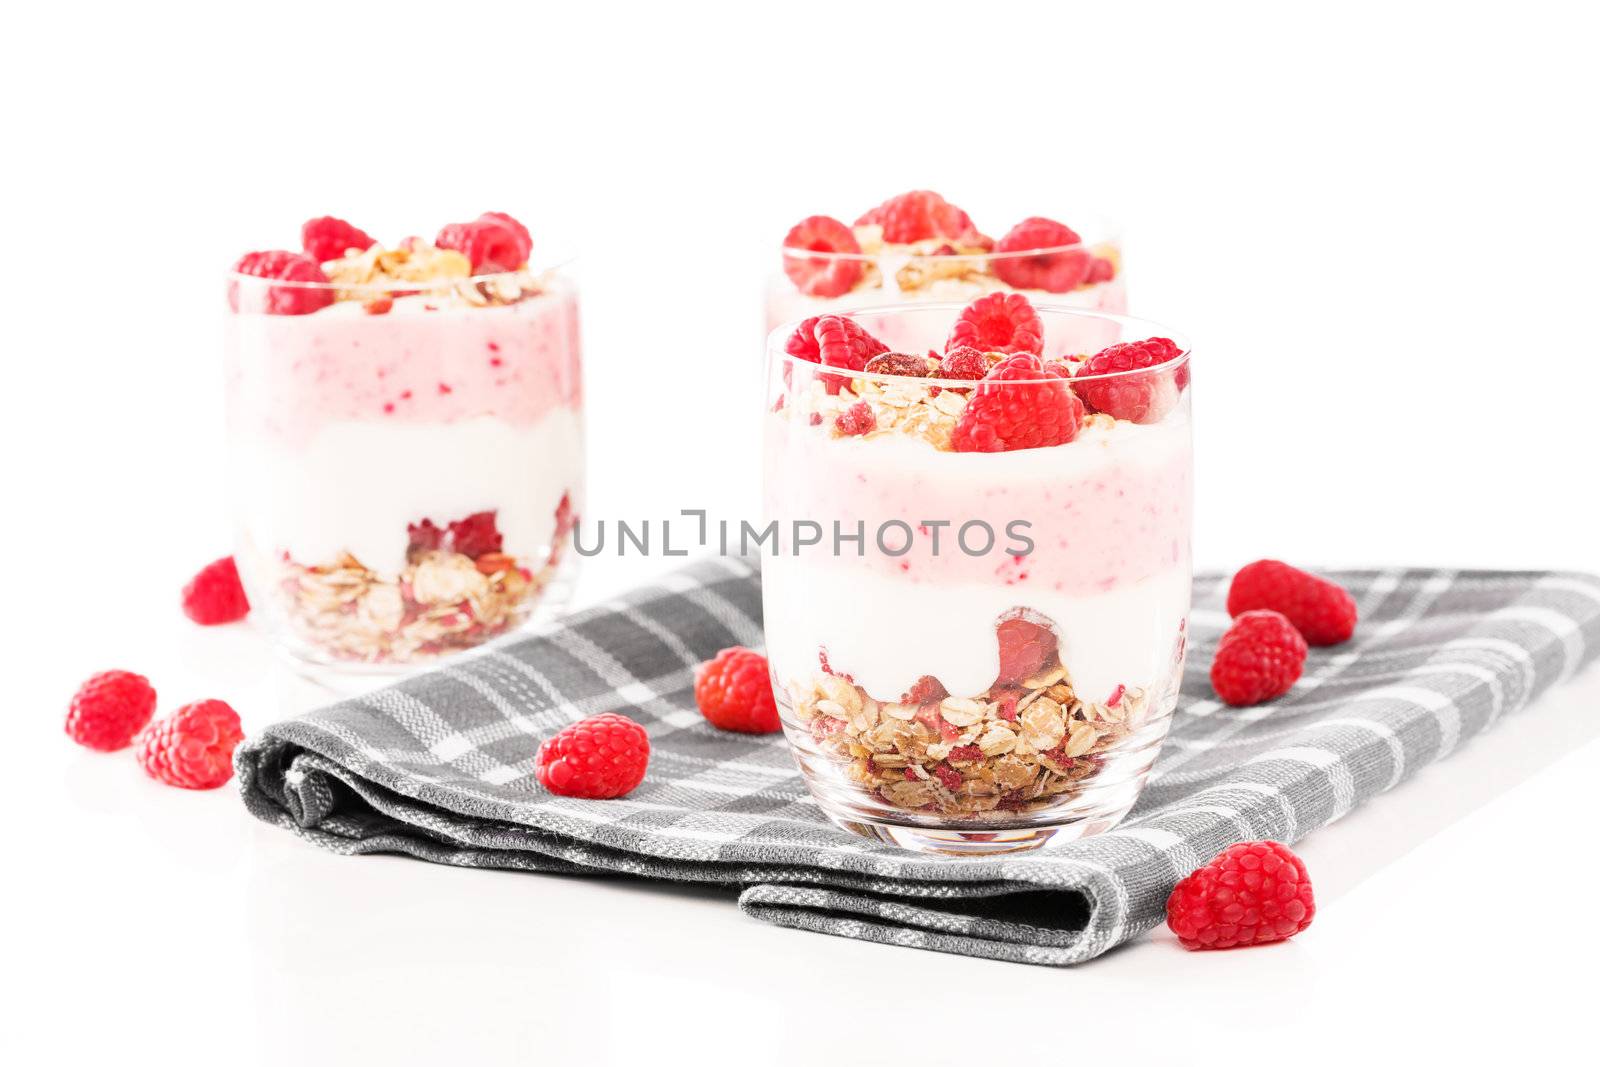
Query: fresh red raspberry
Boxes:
[
  {"xmin": 694, "ymin": 647, "xmax": 781, "ymax": 733},
  {"xmin": 835, "ymin": 401, "xmax": 877, "ymax": 436},
  {"xmin": 902, "ymin": 675, "xmax": 948, "ymax": 704},
  {"xmin": 136, "ymin": 699, "xmax": 245, "ymax": 790},
  {"xmin": 782, "ymin": 215, "xmax": 866, "ymax": 298},
  {"xmin": 300, "ymin": 216, "xmax": 377, "ymax": 263},
  {"xmin": 181, "ymin": 556, "xmax": 250, "ymax": 626},
  {"xmin": 1166, "ymin": 840, "xmax": 1316, "ymax": 950},
  {"xmin": 946, "ymin": 292, "xmax": 1044, "ymax": 356},
  {"xmin": 436, "ymin": 218, "xmax": 524, "ymax": 273},
  {"xmin": 1210, "ymin": 610, "xmax": 1308, "ymax": 707},
  {"xmin": 992, "ymin": 216, "xmax": 1090, "ymax": 293},
  {"xmin": 937, "ymin": 345, "xmax": 989, "ymax": 381},
  {"xmin": 951, "ymin": 353, "xmax": 1084, "ymax": 453},
  {"xmin": 784, "ymin": 315, "xmax": 889, "ymax": 371},
  {"xmin": 854, "ymin": 190, "xmax": 980, "ymax": 245},
  {"xmin": 535, "ymin": 713, "xmax": 650, "ymax": 798},
  {"xmin": 1227, "ymin": 560, "xmax": 1358, "ymax": 646},
  {"xmin": 995, "ymin": 617, "xmax": 1058, "ymax": 685},
  {"xmin": 1076, "ymin": 337, "xmax": 1186, "ymax": 424},
  {"xmin": 1086, "ymin": 256, "xmax": 1116, "ymax": 284},
  {"xmin": 66, "ymin": 670, "xmax": 157, "ymax": 751},
  {"xmin": 228, "ymin": 250, "xmax": 333, "ymax": 315},
  {"xmin": 863, "ymin": 352, "xmax": 933, "ymax": 377},
  {"xmin": 478, "ymin": 211, "xmax": 533, "ymax": 264}
]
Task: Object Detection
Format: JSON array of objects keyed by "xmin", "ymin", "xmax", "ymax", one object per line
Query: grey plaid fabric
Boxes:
[{"xmin": 237, "ymin": 558, "xmax": 1600, "ymax": 965}]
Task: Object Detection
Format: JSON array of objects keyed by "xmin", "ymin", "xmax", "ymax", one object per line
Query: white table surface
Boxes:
[{"xmin": 12, "ymin": 554, "xmax": 1598, "ymax": 1063}]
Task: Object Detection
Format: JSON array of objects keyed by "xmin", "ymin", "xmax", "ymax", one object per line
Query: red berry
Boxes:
[
  {"xmin": 300, "ymin": 216, "xmax": 377, "ymax": 263},
  {"xmin": 992, "ymin": 216, "xmax": 1090, "ymax": 293},
  {"xmin": 436, "ymin": 218, "xmax": 524, "ymax": 273},
  {"xmin": 1077, "ymin": 337, "xmax": 1186, "ymax": 424},
  {"xmin": 946, "ymin": 744, "xmax": 984, "ymax": 764},
  {"xmin": 1227, "ymin": 560, "xmax": 1358, "ymax": 646},
  {"xmin": 181, "ymin": 556, "xmax": 250, "ymax": 626},
  {"xmin": 694, "ymin": 647, "xmax": 781, "ymax": 733},
  {"xmin": 1086, "ymin": 256, "xmax": 1116, "ymax": 284},
  {"xmin": 407, "ymin": 518, "xmax": 444, "ymax": 554},
  {"xmin": 228, "ymin": 250, "xmax": 333, "ymax": 315},
  {"xmin": 136, "ymin": 700, "xmax": 245, "ymax": 790},
  {"xmin": 951, "ymin": 353, "xmax": 1084, "ymax": 453},
  {"xmin": 938, "ymin": 345, "xmax": 990, "ymax": 381},
  {"xmin": 1166, "ymin": 841, "xmax": 1316, "ymax": 950},
  {"xmin": 477, "ymin": 211, "xmax": 533, "ymax": 264},
  {"xmin": 929, "ymin": 763, "xmax": 963, "ymax": 792},
  {"xmin": 535, "ymin": 713, "xmax": 650, "ymax": 798},
  {"xmin": 834, "ymin": 400, "xmax": 877, "ymax": 436},
  {"xmin": 1209, "ymin": 610, "xmax": 1308, "ymax": 707},
  {"xmin": 946, "ymin": 292, "xmax": 1044, "ymax": 356},
  {"xmin": 995, "ymin": 617, "xmax": 1058, "ymax": 685},
  {"xmin": 782, "ymin": 215, "xmax": 865, "ymax": 297},
  {"xmin": 902, "ymin": 675, "xmax": 948, "ymax": 704},
  {"xmin": 854, "ymin": 190, "xmax": 980, "ymax": 245},
  {"xmin": 863, "ymin": 352, "xmax": 933, "ymax": 377},
  {"xmin": 444, "ymin": 511, "xmax": 503, "ymax": 559},
  {"xmin": 66, "ymin": 670, "xmax": 157, "ymax": 752},
  {"xmin": 813, "ymin": 314, "xmax": 889, "ymax": 373}
]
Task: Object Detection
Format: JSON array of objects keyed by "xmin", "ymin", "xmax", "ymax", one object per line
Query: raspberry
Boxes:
[
  {"xmin": 136, "ymin": 699, "xmax": 245, "ymax": 790},
  {"xmin": 228, "ymin": 250, "xmax": 333, "ymax": 315},
  {"xmin": 1209, "ymin": 610, "xmax": 1308, "ymax": 707},
  {"xmin": 951, "ymin": 353, "xmax": 1084, "ymax": 453},
  {"xmin": 407, "ymin": 518, "xmax": 444, "ymax": 554},
  {"xmin": 937, "ymin": 345, "xmax": 989, "ymax": 381},
  {"xmin": 782, "ymin": 215, "xmax": 865, "ymax": 298},
  {"xmin": 445, "ymin": 511, "xmax": 503, "ymax": 559},
  {"xmin": 902, "ymin": 675, "xmax": 948, "ymax": 704},
  {"xmin": 534, "ymin": 713, "xmax": 650, "ymax": 798},
  {"xmin": 694, "ymin": 647, "xmax": 781, "ymax": 733},
  {"xmin": 1227, "ymin": 560, "xmax": 1358, "ymax": 646},
  {"xmin": 478, "ymin": 211, "xmax": 533, "ymax": 264},
  {"xmin": 812, "ymin": 315, "xmax": 889, "ymax": 373},
  {"xmin": 929, "ymin": 763, "xmax": 962, "ymax": 792},
  {"xmin": 300, "ymin": 216, "xmax": 376, "ymax": 263},
  {"xmin": 946, "ymin": 292, "xmax": 1044, "ymax": 356},
  {"xmin": 995, "ymin": 617, "xmax": 1058, "ymax": 685},
  {"xmin": 854, "ymin": 190, "xmax": 980, "ymax": 245},
  {"xmin": 1076, "ymin": 337, "xmax": 1186, "ymax": 424},
  {"xmin": 992, "ymin": 217, "xmax": 1090, "ymax": 293},
  {"xmin": 1166, "ymin": 841, "xmax": 1316, "ymax": 950},
  {"xmin": 66, "ymin": 670, "xmax": 157, "ymax": 752},
  {"xmin": 835, "ymin": 401, "xmax": 876, "ymax": 436},
  {"xmin": 946, "ymin": 744, "xmax": 984, "ymax": 764},
  {"xmin": 863, "ymin": 352, "xmax": 932, "ymax": 377},
  {"xmin": 181, "ymin": 556, "xmax": 250, "ymax": 626},
  {"xmin": 436, "ymin": 217, "xmax": 524, "ymax": 273},
  {"xmin": 1086, "ymin": 256, "xmax": 1116, "ymax": 284}
]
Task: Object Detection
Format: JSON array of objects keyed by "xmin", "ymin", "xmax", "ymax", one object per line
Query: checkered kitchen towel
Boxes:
[{"xmin": 238, "ymin": 558, "xmax": 1600, "ymax": 965}]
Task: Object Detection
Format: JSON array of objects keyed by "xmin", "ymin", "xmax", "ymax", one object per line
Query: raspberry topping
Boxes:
[
  {"xmin": 435, "ymin": 217, "xmax": 524, "ymax": 274},
  {"xmin": 228, "ymin": 250, "xmax": 333, "ymax": 316},
  {"xmin": 136, "ymin": 699, "xmax": 245, "ymax": 790},
  {"xmin": 1227, "ymin": 561, "xmax": 1358, "ymax": 646},
  {"xmin": 181, "ymin": 556, "xmax": 250, "ymax": 626},
  {"xmin": 1166, "ymin": 841, "xmax": 1316, "ymax": 950},
  {"xmin": 1077, "ymin": 337, "xmax": 1186, "ymax": 424},
  {"xmin": 951, "ymin": 353, "xmax": 1085, "ymax": 453},
  {"xmin": 300, "ymin": 216, "xmax": 377, "ymax": 263},
  {"xmin": 946, "ymin": 292, "xmax": 1044, "ymax": 356},
  {"xmin": 478, "ymin": 211, "xmax": 533, "ymax": 264},
  {"xmin": 812, "ymin": 315, "xmax": 890, "ymax": 373},
  {"xmin": 782, "ymin": 215, "xmax": 866, "ymax": 298},
  {"xmin": 863, "ymin": 352, "xmax": 933, "ymax": 377},
  {"xmin": 1209, "ymin": 610, "xmax": 1308, "ymax": 707},
  {"xmin": 937, "ymin": 345, "xmax": 990, "ymax": 381},
  {"xmin": 995, "ymin": 617, "xmax": 1058, "ymax": 685},
  {"xmin": 992, "ymin": 217, "xmax": 1090, "ymax": 293},
  {"xmin": 66, "ymin": 670, "xmax": 157, "ymax": 752},
  {"xmin": 534, "ymin": 712, "xmax": 650, "ymax": 798},
  {"xmin": 835, "ymin": 400, "xmax": 877, "ymax": 436},
  {"xmin": 854, "ymin": 190, "xmax": 981, "ymax": 245},
  {"xmin": 694, "ymin": 647, "xmax": 781, "ymax": 733}
]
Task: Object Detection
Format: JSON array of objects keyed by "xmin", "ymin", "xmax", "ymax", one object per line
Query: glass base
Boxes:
[{"xmin": 818, "ymin": 797, "xmax": 1137, "ymax": 855}]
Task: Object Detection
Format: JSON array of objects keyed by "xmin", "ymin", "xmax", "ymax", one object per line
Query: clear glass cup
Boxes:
[
  {"xmin": 762, "ymin": 303, "xmax": 1191, "ymax": 854},
  {"xmin": 225, "ymin": 250, "xmax": 584, "ymax": 680},
  {"xmin": 766, "ymin": 212, "xmax": 1124, "ymax": 342}
]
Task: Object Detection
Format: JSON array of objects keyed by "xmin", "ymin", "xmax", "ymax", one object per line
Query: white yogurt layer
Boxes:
[{"xmin": 231, "ymin": 408, "xmax": 583, "ymax": 576}]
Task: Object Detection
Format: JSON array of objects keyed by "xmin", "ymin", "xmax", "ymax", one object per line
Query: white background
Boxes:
[{"xmin": 3, "ymin": 1, "xmax": 1598, "ymax": 1062}]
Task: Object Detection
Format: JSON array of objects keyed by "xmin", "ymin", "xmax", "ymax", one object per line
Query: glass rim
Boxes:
[
  {"xmin": 225, "ymin": 250, "xmax": 579, "ymax": 294},
  {"xmin": 780, "ymin": 212, "xmax": 1120, "ymax": 265},
  {"xmin": 766, "ymin": 301, "xmax": 1189, "ymax": 387}
]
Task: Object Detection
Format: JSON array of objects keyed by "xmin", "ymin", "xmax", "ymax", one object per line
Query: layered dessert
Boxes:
[
  {"xmin": 762, "ymin": 295, "xmax": 1190, "ymax": 847},
  {"xmin": 767, "ymin": 189, "xmax": 1125, "ymax": 345},
  {"xmin": 225, "ymin": 212, "xmax": 583, "ymax": 667}
]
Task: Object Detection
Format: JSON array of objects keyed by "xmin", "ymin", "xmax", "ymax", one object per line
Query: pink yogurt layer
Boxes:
[
  {"xmin": 226, "ymin": 282, "xmax": 582, "ymax": 450},
  {"xmin": 763, "ymin": 416, "xmax": 1192, "ymax": 597}
]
